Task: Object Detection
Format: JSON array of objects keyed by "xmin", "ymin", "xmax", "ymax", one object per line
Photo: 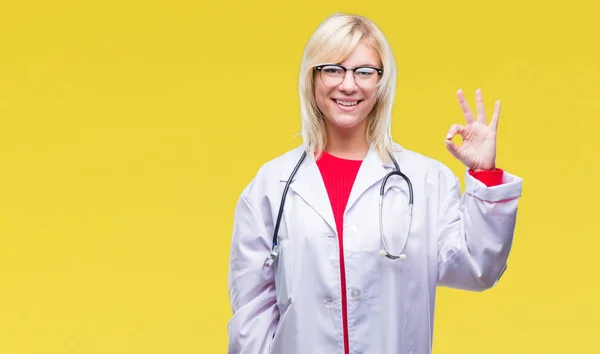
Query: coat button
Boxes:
[{"xmin": 350, "ymin": 289, "xmax": 361, "ymax": 299}]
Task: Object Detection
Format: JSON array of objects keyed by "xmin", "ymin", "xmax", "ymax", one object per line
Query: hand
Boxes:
[{"xmin": 445, "ymin": 89, "xmax": 500, "ymax": 171}]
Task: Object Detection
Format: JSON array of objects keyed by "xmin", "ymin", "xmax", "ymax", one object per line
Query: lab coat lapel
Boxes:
[
  {"xmin": 345, "ymin": 144, "xmax": 393, "ymax": 214},
  {"xmin": 280, "ymin": 148, "xmax": 336, "ymax": 234}
]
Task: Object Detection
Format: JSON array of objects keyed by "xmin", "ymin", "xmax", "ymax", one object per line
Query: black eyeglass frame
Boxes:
[
  {"xmin": 314, "ymin": 64, "xmax": 384, "ymax": 87},
  {"xmin": 314, "ymin": 64, "xmax": 383, "ymax": 76}
]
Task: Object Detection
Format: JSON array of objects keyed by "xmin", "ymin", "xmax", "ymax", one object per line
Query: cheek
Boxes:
[
  {"xmin": 361, "ymin": 91, "xmax": 378, "ymax": 112},
  {"xmin": 363, "ymin": 98, "xmax": 377, "ymax": 112},
  {"xmin": 314, "ymin": 86, "xmax": 331, "ymax": 112}
]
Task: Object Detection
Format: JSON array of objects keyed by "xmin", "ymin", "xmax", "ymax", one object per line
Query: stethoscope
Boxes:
[{"xmin": 265, "ymin": 150, "xmax": 414, "ymax": 267}]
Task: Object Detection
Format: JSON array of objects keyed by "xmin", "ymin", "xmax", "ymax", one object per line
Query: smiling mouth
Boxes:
[{"xmin": 333, "ymin": 99, "xmax": 363, "ymax": 107}]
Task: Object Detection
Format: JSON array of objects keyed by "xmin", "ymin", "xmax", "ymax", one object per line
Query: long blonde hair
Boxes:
[{"xmin": 298, "ymin": 13, "xmax": 398, "ymax": 160}]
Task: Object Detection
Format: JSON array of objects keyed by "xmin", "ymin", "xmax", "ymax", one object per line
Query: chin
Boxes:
[{"xmin": 327, "ymin": 114, "xmax": 367, "ymax": 130}]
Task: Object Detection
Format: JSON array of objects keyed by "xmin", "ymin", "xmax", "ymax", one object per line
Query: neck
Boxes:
[{"xmin": 324, "ymin": 122, "xmax": 369, "ymax": 160}]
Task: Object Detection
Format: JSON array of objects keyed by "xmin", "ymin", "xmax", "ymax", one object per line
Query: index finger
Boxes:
[{"xmin": 490, "ymin": 100, "xmax": 501, "ymax": 131}]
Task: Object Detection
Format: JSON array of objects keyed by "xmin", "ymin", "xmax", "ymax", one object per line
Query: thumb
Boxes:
[{"xmin": 445, "ymin": 139, "xmax": 461, "ymax": 160}]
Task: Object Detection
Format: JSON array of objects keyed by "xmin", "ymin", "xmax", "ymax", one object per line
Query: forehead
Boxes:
[{"xmin": 338, "ymin": 42, "xmax": 381, "ymax": 67}]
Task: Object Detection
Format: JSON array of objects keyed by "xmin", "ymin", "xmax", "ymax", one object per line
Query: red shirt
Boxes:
[{"xmin": 315, "ymin": 151, "xmax": 503, "ymax": 354}]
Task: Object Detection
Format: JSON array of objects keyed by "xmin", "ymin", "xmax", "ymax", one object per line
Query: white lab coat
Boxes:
[{"xmin": 227, "ymin": 142, "xmax": 523, "ymax": 354}]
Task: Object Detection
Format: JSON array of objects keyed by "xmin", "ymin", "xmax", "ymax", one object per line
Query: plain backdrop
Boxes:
[{"xmin": 0, "ymin": 0, "xmax": 598, "ymax": 353}]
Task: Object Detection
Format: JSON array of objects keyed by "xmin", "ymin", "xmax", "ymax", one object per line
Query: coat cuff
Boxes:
[
  {"xmin": 465, "ymin": 168, "xmax": 523, "ymax": 202},
  {"xmin": 468, "ymin": 168, "xmax": 504, "ymax": 187}
]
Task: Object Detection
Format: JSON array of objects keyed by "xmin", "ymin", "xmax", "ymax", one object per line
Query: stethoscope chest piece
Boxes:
[
  {"xmin": 379, "ymin": 249, "xmax": 408, "ymax": 260},
  {"xmin": 265, "ymin": 245, "xmax": 279, "ymax": 266}
]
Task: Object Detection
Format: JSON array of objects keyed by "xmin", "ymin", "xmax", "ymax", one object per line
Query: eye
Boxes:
[
  {"xmin": 322, "ymin": 66, "xmax": 343, "ymax": 75},
  {"xmin": 355, "ymin": 68, "xmax": 376, "ymax": 77}
]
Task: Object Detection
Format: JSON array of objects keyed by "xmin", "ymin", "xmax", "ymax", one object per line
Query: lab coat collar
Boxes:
[
  {"xmin": 346, "ymin": 143, "xmax": 395, "ymax": 213},
  {"xmin": 279, "ymin": 144, "xmax": 396, "ymax": 234}
]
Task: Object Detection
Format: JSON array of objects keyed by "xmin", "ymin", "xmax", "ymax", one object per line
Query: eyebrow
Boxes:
[{"xmin": 338, "ymin": 63, "xmax": 380, "ymax": 68}]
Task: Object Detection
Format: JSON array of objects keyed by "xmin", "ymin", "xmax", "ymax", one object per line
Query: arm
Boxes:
[
  {"xmin": 228, "ymin": 181, "xmax": 279, "ymax": 353},
  {"xmin": 437, "ymin": 88, "xmax": 523, "ymax": 290},
  {"xmin": 436, "ymin": 165, "xmax": 523, "ymax": 291}
]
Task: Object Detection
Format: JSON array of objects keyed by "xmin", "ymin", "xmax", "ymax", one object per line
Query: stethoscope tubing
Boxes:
[{"xmin": 266, "ymin": 149, "xmax": 413, "ymax": 266}]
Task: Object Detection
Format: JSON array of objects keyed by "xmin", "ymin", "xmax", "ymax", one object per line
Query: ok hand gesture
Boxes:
[{"xmin": 445, "ymin": 89, "xmax": 500, "ymax": 171}]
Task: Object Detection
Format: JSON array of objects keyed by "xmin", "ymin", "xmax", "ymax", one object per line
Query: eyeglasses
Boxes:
[{"xmin": 315, "ymin": 64, "xmax": 383, "ymax": 89}]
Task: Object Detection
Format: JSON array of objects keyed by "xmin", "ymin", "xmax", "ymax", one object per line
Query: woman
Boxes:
[{"xmin": 227, "ymin": 12, "xmax": 523, "ymax": 354}]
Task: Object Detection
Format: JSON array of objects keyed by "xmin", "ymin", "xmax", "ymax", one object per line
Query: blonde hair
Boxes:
[{"xmin": 298, "ymin": 13, "xmax": 398, "ymax": 161}]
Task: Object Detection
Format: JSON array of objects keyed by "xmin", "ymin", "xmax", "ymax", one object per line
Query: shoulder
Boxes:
[
  {"xmin": 255, "ymin": 145, "xmax": 306, "ymax": 181},
  {"xmin": 390, "ymin": 142, "xmax": 452, "ymax": 174},
  {"xmin": 241, "ymin": 145, "xmax": 306, "ymax": 198},
  {"xmin": 389, "ymin": 141, "xmax": 459, "ymax": 190}
]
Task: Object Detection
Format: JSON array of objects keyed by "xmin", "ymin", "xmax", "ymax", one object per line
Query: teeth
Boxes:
[{"xmin": 335, "ymin": 100, "xmax": 358, "ymax": 106}]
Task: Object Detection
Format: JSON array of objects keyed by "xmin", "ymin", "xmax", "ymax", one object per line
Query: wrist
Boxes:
[
  {"xmin": 470, "ymin": 162, "xmax": 496, "ymax": 172},
  {"xmin": 472, "ymin": 167, "xmax": 495, "ymax": 172}
]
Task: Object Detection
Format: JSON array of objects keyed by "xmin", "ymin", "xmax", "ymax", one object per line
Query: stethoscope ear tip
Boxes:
[{"xmin": 379, "ymin": 249, "xmax": 387, "ymax": 257}]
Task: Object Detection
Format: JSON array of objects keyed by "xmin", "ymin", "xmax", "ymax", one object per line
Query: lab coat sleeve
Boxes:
[
  {"xmin": 227, "ymin": 180, "xmax": 279, "ymax": 353},
  {"xmin": 436, "ymin": 164, "xmax": 523, "ymax": 291}
]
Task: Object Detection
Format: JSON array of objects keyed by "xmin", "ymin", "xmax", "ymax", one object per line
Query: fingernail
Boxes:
[{"xmin": 446, "ymin": 134, "xmax": 452, "ymax": 139}]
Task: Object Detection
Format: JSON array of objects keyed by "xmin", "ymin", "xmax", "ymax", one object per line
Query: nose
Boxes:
[{"xmin": 338, "ymin": 71, "xmax": 358, "ymax": 93}]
